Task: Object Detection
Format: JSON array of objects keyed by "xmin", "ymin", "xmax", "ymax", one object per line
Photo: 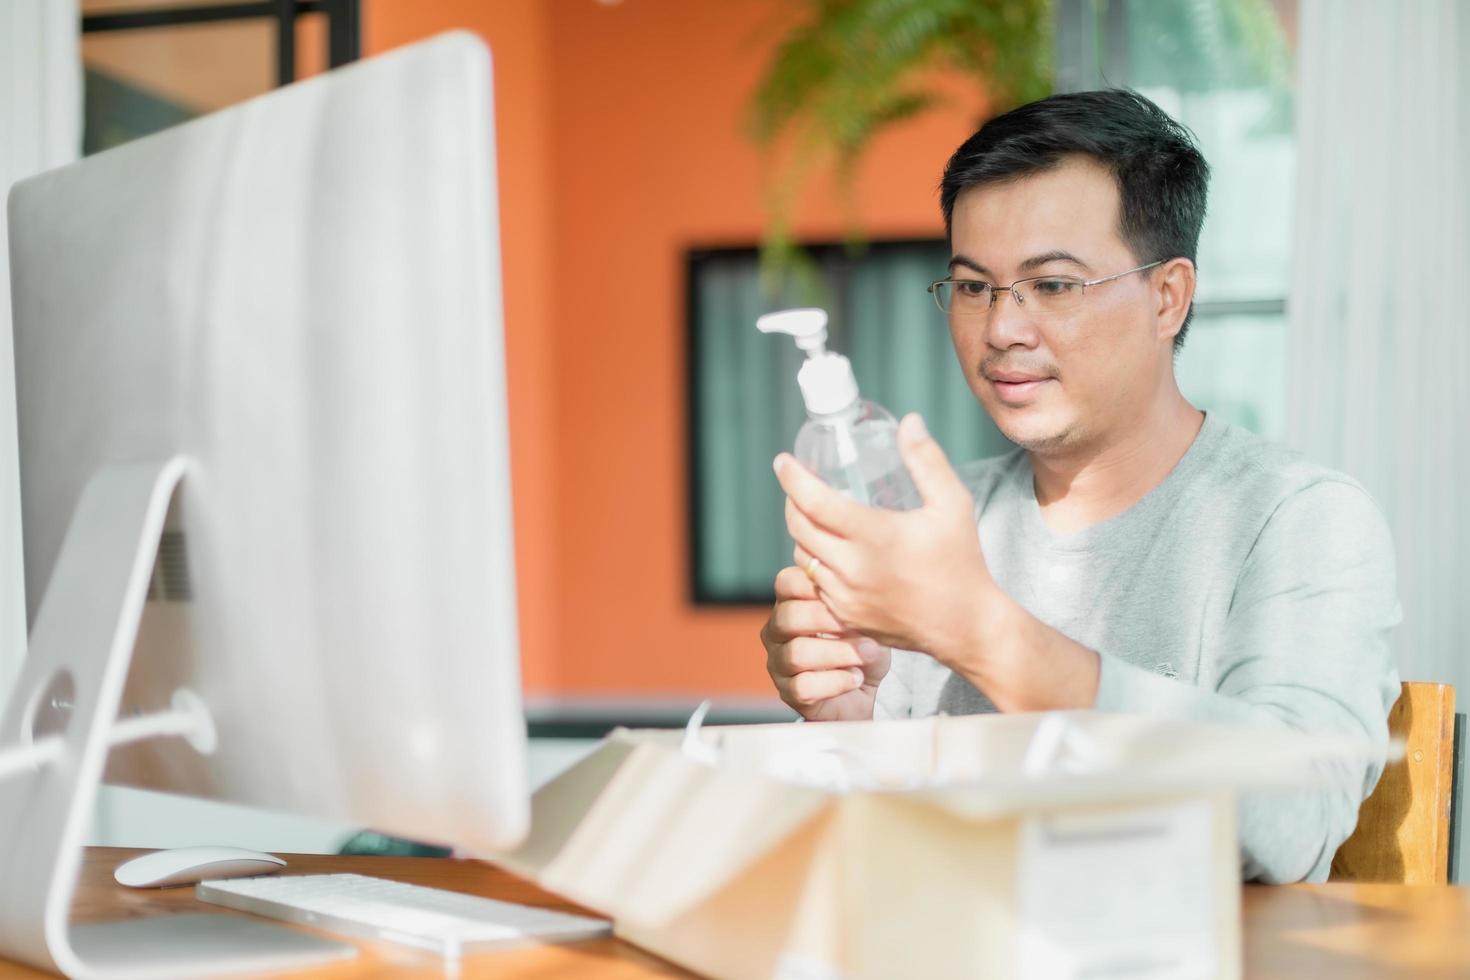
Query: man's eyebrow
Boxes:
[
  {"xmin": 1018, "ymin": 250, "xmax": 1091, "ymax": 274},
  {"xmin": 947, "ymin": 255, "xmax": 992, "ymax": 278},
  {"xmin": 948, "ymin": 251, "xmax": 1093, "ymax": 279}
]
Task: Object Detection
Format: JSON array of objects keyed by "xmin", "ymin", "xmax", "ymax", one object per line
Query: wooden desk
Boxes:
[{"xmin": 0, "ymin": 848, "xmax": 1466, "ymax": 978}]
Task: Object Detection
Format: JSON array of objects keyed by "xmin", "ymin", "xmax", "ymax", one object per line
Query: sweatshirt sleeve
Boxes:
[
  {"xmin": 874, "ymin": 649, "xmax": 919, "ymax": 720},
  {"xmin": 1092, "ymin": 478, "xmax": 1402, "ymax": 883}
]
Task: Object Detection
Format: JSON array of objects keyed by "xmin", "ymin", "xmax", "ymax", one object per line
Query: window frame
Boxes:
[{"xmin": 81, "ymin": 0, "xmax": 361, "ymax": 87}]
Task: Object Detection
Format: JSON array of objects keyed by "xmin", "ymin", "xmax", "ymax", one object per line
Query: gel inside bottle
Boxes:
[{"xmin": 757, "ymin": 308, "xmax": 920, "ymax": 511}]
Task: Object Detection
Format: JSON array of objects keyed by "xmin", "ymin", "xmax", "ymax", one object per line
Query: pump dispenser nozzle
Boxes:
[
  {"xmin": 756, "ymin": 308, "xmax": 829, "ymax": 354},
  {"xmin": 756, "ymin": 307, "xmax": 859, "ymax": 416}
]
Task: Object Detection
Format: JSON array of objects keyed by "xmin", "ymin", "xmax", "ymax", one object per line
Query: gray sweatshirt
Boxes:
[{"xmin": 874, "ymin": 412, "xmax": 1402, "ymax": 883}]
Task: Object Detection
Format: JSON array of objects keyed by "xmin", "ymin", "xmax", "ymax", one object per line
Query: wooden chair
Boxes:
[{"xmin": 1330, "ymin": 682, "xmax": 1462, "ymax": 884}]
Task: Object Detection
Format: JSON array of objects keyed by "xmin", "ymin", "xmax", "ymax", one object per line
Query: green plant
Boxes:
[{"xmin": 748, "ymin": 0, "xmax": 1053, "ymax": 301}]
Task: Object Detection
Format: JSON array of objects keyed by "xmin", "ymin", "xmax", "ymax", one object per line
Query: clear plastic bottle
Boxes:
[
  {"xmin": 794, "ymin": 399, "xmax": 919, "ymax": 510},
  {"xmin": 757, "ymin": 308, "xmax": 920, "ymax": 511}
]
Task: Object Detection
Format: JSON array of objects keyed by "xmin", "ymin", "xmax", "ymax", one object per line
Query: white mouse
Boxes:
[{"xmin": 114, "ymin": 845, "xmax": 287, "ymax": 888}]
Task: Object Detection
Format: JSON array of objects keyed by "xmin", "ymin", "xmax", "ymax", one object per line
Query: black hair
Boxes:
[{"xmin": 939, "ymin": 89, "xmax": 1209, "ymax": 349}]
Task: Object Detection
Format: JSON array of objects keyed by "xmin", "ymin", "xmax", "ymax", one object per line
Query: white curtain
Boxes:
[
  {"xmin": 1289, "ymin": 0, "xmax": 1470, "ymax": 871},
  {"xmin": 0, "ymin": 0, "xmax": 81, "ymax": 703}
]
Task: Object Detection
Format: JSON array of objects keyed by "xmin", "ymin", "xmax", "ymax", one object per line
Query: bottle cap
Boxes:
[{"xmin": 797, "ymin": 354, "xmax": 860, "ymax": 416}]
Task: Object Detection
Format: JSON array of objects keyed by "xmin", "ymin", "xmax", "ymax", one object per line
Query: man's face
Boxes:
[{"xmin": 946, "ymin": 155, "xmax": 1178, "ymax": 455}]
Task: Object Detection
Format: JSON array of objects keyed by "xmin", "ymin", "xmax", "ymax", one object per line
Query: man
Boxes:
[{"xmin": 759, "ymin": 89, "xmax": 1400, "ymax": 884}]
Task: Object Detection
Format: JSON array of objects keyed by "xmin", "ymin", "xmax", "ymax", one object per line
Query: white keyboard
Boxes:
[{"xmin": 197, "ymin": 873, "xmax": 611, "ymax": 960}]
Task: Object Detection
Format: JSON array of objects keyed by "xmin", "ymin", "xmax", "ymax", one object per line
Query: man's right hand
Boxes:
[{"xmin": 761, "ymin": 566, "xmax": 891, "ymax": 721}]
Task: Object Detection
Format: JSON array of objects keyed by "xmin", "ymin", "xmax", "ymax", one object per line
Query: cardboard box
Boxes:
[{"xmin": 496, "ymin": 711, "xmax": 1371, "ymax": 980}]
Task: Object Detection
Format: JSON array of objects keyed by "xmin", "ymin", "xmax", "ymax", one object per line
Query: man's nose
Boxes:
[{"xmin": 984, "ymin": 288, "xmax": 1039, "ymax": 349}]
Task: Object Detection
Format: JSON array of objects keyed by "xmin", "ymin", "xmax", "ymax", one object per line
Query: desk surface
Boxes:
[{"xmin": 0, "ymin": 848, "xmax": 1466, "ymax": 978}]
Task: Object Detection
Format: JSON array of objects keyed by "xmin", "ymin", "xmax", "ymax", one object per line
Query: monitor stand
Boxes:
[{"xmin": 0, "ymin": 458, "xmax": 357, "ymax": 978}]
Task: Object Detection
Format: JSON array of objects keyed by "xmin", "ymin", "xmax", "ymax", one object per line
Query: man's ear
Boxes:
[{"xmin": 1155, "ymin": 257, "xmax": 1197, "ymax": 344}]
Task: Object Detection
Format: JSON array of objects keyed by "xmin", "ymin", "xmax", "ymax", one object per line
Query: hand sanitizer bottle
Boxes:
[{"xmin": 757, "ymin": 308, "xmax": 920, "ymax": 511}]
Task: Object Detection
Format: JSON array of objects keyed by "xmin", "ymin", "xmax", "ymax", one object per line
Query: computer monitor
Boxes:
[{"xmin": 0, "ymin": 32, "xmax": 528, "ymax": 977}]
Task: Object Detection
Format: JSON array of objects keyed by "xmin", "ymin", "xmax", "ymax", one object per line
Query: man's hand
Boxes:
[
  {"xmin": 760, "ymin": 565, "xmax": 891, "ymax": 721},
  {"xmin": 774, "ymin": 413, "xmax": 994, "ymax": 667}
]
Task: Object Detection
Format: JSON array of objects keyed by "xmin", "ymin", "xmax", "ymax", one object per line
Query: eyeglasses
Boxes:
[{"xmin": 926, "ymin": 260, "xmax": 1166, "ymax": 317}]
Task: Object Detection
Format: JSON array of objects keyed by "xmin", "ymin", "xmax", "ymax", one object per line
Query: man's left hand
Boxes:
[{"xmin": 775, "ymin": 413, "xmax": 995, "ymax": 665}]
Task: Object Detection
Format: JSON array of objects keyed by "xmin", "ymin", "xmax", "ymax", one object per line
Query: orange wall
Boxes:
[{"xmin": 365, "ymin": 1, "xmax": 987, "ymax": 699}]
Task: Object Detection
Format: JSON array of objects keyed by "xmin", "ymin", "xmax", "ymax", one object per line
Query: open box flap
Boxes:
[
  {"xmin": 909, "ymin": 711, "xmax": 1396, "ymax": 821},
  {"xmin": 491, "ymin": 729, "xmax": 833, "ymax": 928},
  {"xmin": 687, "ymin": 712, "xmax": 1391, "ymax": 820}
]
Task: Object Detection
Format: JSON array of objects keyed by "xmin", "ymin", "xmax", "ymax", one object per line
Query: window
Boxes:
[
  {"xmin": 1057, "ymin": 0, "xmax": 1297, "ymax": 439},
  {"xmin": 81, "ymin": 0, "xmax": 360, "ymax": 154}
]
